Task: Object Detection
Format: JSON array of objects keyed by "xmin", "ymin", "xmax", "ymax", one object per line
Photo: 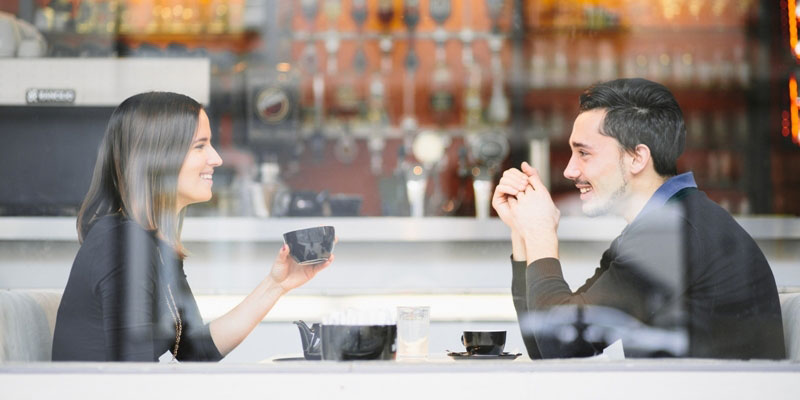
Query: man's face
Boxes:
[{"xmin": 563, "ymin": 109, "xmax": 630, "ymax": 217}]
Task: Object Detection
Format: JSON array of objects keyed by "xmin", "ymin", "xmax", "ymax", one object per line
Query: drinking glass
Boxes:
[{"xmin": 396, "ymin": 306, "xmax": 430, "ymax": 360}]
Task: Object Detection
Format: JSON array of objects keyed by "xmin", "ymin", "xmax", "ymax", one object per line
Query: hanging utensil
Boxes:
[
  {"xmin": 461, "ymin": 0, "xmax": 482, "ymax": 132},
  {"xmin": 487, "ymin": 35, "xmax": 509, "ymax": 126},
  {"xmin": 334, "ymin": 122, "xmax": 359, "ymax": 164},
  {"xmin": 351, "ymin": 0, "xmax": 368, "ymax": 73},
  {"xmin": 401, "ymin": 0, "xmax": 420, "ymax": 156},
  {"xmin": 428, "ymin": 0, "xmax": 454, "ymax": 127}
]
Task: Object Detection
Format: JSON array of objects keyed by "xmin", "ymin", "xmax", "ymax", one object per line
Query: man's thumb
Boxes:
[{"xmin": 521, "ymin": 161, "xmax": 535, "ymax": 176}]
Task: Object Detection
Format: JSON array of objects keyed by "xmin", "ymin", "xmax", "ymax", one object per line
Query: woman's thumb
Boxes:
[{"xmin": 277, "ymin": 244, "xmax": 289, "ymax": 261}]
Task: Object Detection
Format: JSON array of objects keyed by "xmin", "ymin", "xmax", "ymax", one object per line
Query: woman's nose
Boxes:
[{"xmin": 208, "ymin": 146, "xmax": 223, "ymax": 167}]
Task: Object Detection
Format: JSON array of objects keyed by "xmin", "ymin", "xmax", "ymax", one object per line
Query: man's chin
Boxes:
[{"xmin": 581, "ymin": 201, "xmax": 609, "ymax": 217}]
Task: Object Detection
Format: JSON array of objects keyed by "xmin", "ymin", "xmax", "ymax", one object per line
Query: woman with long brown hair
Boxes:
[{"xmin": 52, "ymin": 92, "xmax": 332, "ymax": 361}]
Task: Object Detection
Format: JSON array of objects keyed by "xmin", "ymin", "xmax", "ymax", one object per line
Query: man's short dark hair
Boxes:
[{"xmin": 579, "ymin": 78, "xmax": 686, "ymax": 177}]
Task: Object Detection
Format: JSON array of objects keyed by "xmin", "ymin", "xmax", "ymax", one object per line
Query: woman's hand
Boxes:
[
  {"xmin": 209, "ymin": 244, "xmax": 334, "ymax": 356},
  {"xmin": 269, "ymin": 244, "xmax": 334, "ymax": 294}
]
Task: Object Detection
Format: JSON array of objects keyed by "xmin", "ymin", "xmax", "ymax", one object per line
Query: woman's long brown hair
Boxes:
[{"xmin": 77, "ymin": 92, "xmax": 201, "ymax": 259}]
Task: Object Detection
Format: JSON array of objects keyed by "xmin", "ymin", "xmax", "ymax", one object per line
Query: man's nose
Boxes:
[{"xmin": 563, "ymin": 155, "xmax": 579, "ymax": 180}]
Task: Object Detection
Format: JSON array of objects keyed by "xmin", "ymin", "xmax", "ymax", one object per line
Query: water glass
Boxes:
[{"xmin": 396, "ymin": 306, "xmax": 430, "ymax": 360}]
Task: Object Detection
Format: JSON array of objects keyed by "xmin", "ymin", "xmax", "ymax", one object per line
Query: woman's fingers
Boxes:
[{"xmin": 310, "ymin": 254, "xmax": 334, "ymax": 275}]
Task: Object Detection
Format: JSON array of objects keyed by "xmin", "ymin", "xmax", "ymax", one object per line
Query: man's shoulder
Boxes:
[
  {"xmin": 618, "ymin": 188, "xmax": 740, "ymax": 250},
  {"xmin": 674, "ymin": 188, "xmax": 744, "ymax": 229}
]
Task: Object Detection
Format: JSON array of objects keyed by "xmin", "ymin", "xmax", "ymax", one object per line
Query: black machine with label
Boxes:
[{"xmin": 0, "ymin": 106, "xmax": 112, "ymax": 216}]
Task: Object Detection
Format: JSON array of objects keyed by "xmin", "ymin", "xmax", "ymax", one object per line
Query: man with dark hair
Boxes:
[{"xmin": 493, "ymin": 78, "xmax": 785, "ymax": 359}]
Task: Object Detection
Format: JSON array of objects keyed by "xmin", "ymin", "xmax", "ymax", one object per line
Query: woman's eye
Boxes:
[{"xmin": 195, "ymin": 144, "xmax": 205, "ymax": 150}]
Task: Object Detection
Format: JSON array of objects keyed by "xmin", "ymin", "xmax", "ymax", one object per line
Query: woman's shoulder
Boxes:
[
  {"xmin": 77, "ymin": 214, "xmax": 160, "ymax": 279},
  {"xmin": 84, "ymin": 214, "xmax": 154, "ymax": 242},
  {"xmin": 80, "ymin": 214, "xmax": 160, "ymax": 261}
]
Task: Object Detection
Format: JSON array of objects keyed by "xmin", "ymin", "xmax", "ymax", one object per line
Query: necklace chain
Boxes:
[{"xmin": 165, "ymin": 284, "xmax": 182, "ymax": 362}]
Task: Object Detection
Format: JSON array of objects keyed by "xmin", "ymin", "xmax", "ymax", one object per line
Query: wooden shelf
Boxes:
[{"xmin": 41, "ymin": 31, "xmax": 260, "ymax": 53}]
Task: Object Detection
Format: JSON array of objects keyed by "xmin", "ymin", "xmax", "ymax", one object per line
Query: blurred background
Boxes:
[{"xmin": 1, "ymin": 0, "xmax": 799, "ymax": 218}]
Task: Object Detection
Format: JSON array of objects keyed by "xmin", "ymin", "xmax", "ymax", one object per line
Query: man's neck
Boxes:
[{"xmin": 619, "ymin": 174, "xmax": 667, "ymax": 224}]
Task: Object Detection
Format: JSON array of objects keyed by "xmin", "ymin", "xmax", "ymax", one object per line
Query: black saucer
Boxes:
[
  {"xmin": 446, "ymin": 351, "xmax": 522, "ymax": 360},
  {"xmin": 271, "ymin": 356, "xmax": 308, "ymax": 362}
]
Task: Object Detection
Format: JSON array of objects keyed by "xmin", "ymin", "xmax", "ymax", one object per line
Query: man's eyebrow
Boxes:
[{"xmin": 570, "ymin": 141, "xmax": 593, "ymax": 150}]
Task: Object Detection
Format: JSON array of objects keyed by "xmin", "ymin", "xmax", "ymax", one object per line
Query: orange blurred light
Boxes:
[
  {"xmin": 790, "ymin": 75, "xmax": 799, "ymax": 143},
  {"xmin": 791, "ymin": 0, "xmax": 800, "ymax": 60}
]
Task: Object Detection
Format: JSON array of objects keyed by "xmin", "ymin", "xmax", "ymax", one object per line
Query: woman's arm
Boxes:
[{"xmin": 208, "ymin": 244, "xmax": 332, "ymax": 356}]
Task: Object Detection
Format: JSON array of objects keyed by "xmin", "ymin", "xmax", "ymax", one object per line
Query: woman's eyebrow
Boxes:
[{"xmin": 192, "ymin": 137, "xmax": 209, "ymax": 144}]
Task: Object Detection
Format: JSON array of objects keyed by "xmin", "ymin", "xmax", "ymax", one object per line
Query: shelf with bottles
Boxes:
[
  {"xmin": 280, "ymin": 0, "xmax": 756, "ymax": 138},
  {"xmin": 526, "ymin": 0, "xmax": 758, "ymax": 33},
  {"xmin": 116, "ymin": 31, "xmax": 259, "ymax": 53},
  {"xmin": 527, "ymin": 35, "xmax": 752, "ymax": 92},
  {"xmin": 240, "ymin": 0, "xmax": 765, "ymax": 220},
  {"xmin": 26, "ymin": 0, "xmax": 258, "ymax": 57},
  {"xmin": 30, "ymin": 0, "xmax": 249, "ymax": 35}
]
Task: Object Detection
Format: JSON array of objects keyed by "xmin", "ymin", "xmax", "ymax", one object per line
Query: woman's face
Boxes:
[{"xmin": 176, "ymin": 110, "xmax": 223, "ymax": 211}]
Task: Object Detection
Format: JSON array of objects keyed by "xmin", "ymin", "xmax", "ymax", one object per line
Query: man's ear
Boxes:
[{"xmin": 629, "ymin": 144, "xmax": 651, "ymax": 175}]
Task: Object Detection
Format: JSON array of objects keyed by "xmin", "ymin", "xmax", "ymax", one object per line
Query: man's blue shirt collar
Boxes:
[{"xmin": 635, "ymin": 172, "xmax": 697, "ymax": 221}]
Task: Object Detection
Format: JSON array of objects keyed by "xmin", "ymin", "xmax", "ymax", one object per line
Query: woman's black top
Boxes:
[{"xmin": 52, "ymin": 214, "xmax": 222, "ymax": 361}]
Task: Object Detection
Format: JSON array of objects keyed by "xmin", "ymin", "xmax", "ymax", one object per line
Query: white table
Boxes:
[{"xmin": 2, "ymin": 359, "xmax": 798, "ymax": 400}]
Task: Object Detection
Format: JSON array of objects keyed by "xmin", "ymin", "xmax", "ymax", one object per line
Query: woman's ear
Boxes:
[{"xmin": 629, "ymin": 144, "xmax": 651, "ymax": 175}]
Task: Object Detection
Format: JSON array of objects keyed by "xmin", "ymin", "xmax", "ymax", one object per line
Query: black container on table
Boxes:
[
  {"xmin": 461, "ymin": 331, "xmax": 506, "ymax": 355},
  {"xmin": 320, "ymin": 325, "xmax": 397, "ymax": 361}
]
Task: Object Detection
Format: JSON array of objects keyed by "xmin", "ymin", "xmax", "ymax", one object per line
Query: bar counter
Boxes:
[
  {"xmin": 2, "ymin": 358, "xmax": 799, "ymax": 400},
  {"xmin": 3, "ymin": 216, "xmax": 800, "ymax": 242}
]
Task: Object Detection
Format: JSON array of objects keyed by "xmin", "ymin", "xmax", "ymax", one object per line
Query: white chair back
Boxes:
[
  {"xmin": 780, "ymin": 292, "xmax": 800, "ymax": 361},
  {"xmin": 0, "ymin": 290, "xmax": 62, "ymax": 362}
]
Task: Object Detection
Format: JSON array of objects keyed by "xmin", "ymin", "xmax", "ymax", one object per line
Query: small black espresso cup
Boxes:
[
  {"xmin": 461, "ymin": 331, "xmax": 507, "ymax": 355},
  {"xmin": 283, "ymin": 226, "xmax": 335, "ymax": 265}
]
